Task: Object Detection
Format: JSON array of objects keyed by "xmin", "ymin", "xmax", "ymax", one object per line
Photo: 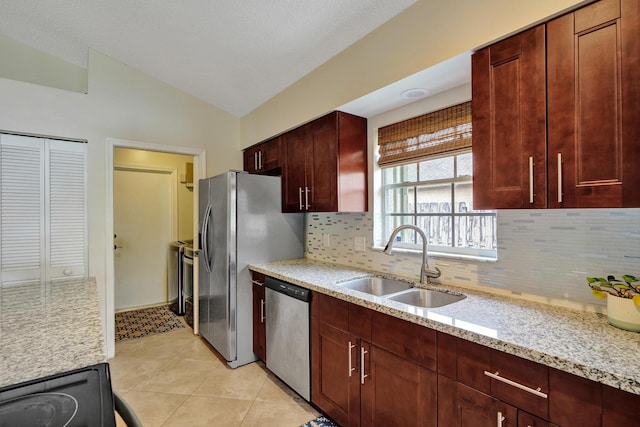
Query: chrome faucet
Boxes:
[{"xmin": 383, "ymin": 225, "xmax": 441, "ymax": 285}]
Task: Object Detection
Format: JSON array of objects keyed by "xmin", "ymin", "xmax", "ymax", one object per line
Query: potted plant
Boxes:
[{"xmin": 587, "ymin": 275, "xmax": 640, "ymax": 332}]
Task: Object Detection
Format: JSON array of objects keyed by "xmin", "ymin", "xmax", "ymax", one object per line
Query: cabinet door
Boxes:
[
  {"xmin": 360, "ymin": 344, "xmax": 436, "ymax": 427},
  {"xmin": 243, "ymin": 146, "xmax": 259, "ymax": 173},
  {"xmin": 260, "ymin": 137, "xmax": 281, "ymax": 172},
  {"xmin": 438, "ymin": 375, "xmax": 517, "ymax": 427},
  {"xmin": 547, "ymin": 0, "xmax": 640, "ymax": 207},
  {"xmin": 472, "ymin": 25, "xmax": 546, "ymax": 209},
  {"xmin": 282, "ymin": 128, "xmax": 308, "ymax": 212},
  {"xmin": 548, "ymin": 368, "xmax": 601, "ymax": 427},
  {"xmin": 602, "ymin": 383, "xmax": 640, "ymax": 427},
  {"xmin": 311, "ymin": 318, "xmax": 361, "ymax": 426},
  {"xmin": 307, "ymin": 113, "xmax": 338, "ymax": 212},
  {"xmin": 518, "ymin": 412, "xmax": 558, "ymax": 427},
  {"xmin": 251, "ymin": 277, "xmax": 266, "ymax": 362}
]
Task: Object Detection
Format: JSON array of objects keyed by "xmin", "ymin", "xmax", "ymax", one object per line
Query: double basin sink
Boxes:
[{"xmin": 338, "ymin": 276, "xmax": 465, "ymax": 308}]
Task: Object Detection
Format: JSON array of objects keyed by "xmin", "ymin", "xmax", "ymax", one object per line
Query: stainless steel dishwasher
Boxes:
[{"xmin": 265, "ymin": 276, "xmax": 311, "ymax": 401}]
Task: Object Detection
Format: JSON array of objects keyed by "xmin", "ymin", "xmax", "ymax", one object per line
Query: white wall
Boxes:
[{"xmin": 0, "ymin": 48, "xmax": 242, "ymax": 354}]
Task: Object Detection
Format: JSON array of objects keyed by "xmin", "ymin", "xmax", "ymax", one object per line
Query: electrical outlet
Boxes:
[
  {"xmin": 354, "ymin": 236, "xmax": 366, "ymax": 252},
  {"xmin": 322, "ymin": 233, "xmax": 331, "ymax": 247}
]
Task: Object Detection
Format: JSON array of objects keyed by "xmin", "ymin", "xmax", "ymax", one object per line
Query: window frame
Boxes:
[{"xmin": 380, "ymin": 149, "xmax": 497, "ymax": 260}]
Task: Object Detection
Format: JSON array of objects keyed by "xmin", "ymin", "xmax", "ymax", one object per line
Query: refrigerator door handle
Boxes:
[{"xmin": 202, "ymin": 203, "xmax": 212, "ymax": 273}]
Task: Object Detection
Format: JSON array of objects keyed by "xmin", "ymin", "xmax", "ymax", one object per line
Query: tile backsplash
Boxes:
[{"xmin": 305, "ymin": 209, "xmax": 640, "ymax": 311}]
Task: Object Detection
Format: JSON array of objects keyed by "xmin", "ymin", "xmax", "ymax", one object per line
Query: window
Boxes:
[{"xmin": 378, "ymin": 102, "xmax": 496, "ymax": 259}]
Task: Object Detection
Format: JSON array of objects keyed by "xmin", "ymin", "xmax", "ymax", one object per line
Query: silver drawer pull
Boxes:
[
  {"xmin": 557, "ymin": 152, "xmax": 563, "ymax": 203},
  {"xmin": 529, "ymin": 156, "xmax": 534, "ymax": 204},
  {"xmin": 497, "ymin": 411, "xmax": 506, "ymax": 427},
  {"xmin": 360, "ymin": 347, "xmax": 368, "ymax": 384},
  {"xmin": 251, "ymin": 280, "xmax": 264, "ymax": 286},
  {"xmin": 260, "ymin": 299, "xmax": 265, "ymax": 323},
  {"xmin": 348, "ymin": 342, "xmax": 356, "ymax": 377},
  {"xmin": 484, "ymin": 371, "xmax": 548, "ymax": 399}
]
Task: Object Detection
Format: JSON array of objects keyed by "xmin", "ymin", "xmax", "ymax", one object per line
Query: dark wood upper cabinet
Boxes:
[
  {"xmin": 243, "ymin": 137, "xmax": 282, "ymax": 175},
  {"xmin": 472, "ymin": 25, "xmax": 547, "ymax": 209},
  {"xmin": 473, "ymin": 0, "xmax": 639, "ymax": 209},
  {"xmin": 547, "ymin": 0, "xmax": 640, "ymax": 207},
  {"xmin": 282, "ymin": 111, "xmax": 368, "ymax": 213}
]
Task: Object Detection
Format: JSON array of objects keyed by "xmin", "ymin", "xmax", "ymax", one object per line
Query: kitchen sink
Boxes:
[
  {"xmin": 386, "ymin": 288, "xmax": 465, "ymax": 308},
  {"xmin": 338, "ymin": 277, "xmax": 413, "ymax": 296}
]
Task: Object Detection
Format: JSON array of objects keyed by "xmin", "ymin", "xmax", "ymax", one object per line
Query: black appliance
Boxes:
[{"xmin": 0, "ymin": 363, "xmax": 117, "ymax": 427}]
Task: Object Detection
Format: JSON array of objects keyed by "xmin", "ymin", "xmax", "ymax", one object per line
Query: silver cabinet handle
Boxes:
[
  {"xmin": 557, "ymin": 153, "xmax": 563, "ymax": 203},
  {"xmin": 254, "ymin": 152, "xmax": 258, "ymax": 171},
  {"xmin": 251, "ymin": 280, "xmax": 264, "ymax": 287},
  {"xmin": 360, "ymin": 347, "xmax": 368, "ymax": 384},
  {"xmin": 260, "ymin": 299, "xmax": 265, "ymax": 323},
  {"xmin": 484, "ymin": 371, "xmax": 548, "ymax": 399},
  {"xmin": 298, "ymin": 187, "xmax": 304, "ymax": 210},
  {"xmin": 348, "ymin": 342, "xmax": 356, "ymax": 377},
  {"xmin": 258, "ymin": 150, "xmax": 263, "ymax": 170},
  {"xmin": 497, "ymin": 411, "xmax": 506, "ymax": 427},
  {"xmin": 305, "ymin": 187, "xmax": 310, "ymax": 210},
  {"xmin": 529, "ymin": 156, "xmax": 534, "ymax": 204}
]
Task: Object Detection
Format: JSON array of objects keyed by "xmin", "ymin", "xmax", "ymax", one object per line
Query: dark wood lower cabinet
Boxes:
[
  {"xmin": 308, "ymin": 291, "xmax": 640, "ymax": 427},
  {"xmin": 438, "ymin": 375, "xmax": 517, "ymax": 427},
  {"xmin": 361, "ymin": 344, "xmax": 436, "ymax": 427},
  {"xmin": 311, "ymin": 317, "xmax": 360, "ymax": 427}
]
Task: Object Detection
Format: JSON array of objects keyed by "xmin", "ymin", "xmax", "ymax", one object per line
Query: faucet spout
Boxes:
[{"xmin": 383, "ymin": 225, "xmax": 441, "ymax": 285}]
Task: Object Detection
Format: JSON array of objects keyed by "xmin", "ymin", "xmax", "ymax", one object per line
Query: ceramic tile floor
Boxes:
[{"xmin": 108, "ymin": 327, "xmax": 320, "ymax": 427}]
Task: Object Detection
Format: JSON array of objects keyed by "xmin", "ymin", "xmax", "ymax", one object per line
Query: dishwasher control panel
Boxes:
[{"xmin": 265, "ymin": 277, "xmax": 310, "ymax": 302}]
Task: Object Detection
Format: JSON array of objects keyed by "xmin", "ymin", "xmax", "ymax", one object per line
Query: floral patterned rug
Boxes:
[{"xmin": 115, "ymin": 304, "xmax": 185, "ymax": 341}]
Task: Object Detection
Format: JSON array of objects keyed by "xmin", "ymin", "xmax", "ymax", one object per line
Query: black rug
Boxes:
[
  {"xmin": 300, "ymin": 416, "xmax": 339, "ymax": 427},
  {"xmin": 115, "ymin": 304, "xmax": 185, "ymax": 341}
]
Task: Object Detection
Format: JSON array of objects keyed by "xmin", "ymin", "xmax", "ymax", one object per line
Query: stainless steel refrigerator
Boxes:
[{"xmin": 198, "ymin": 171, "xmax": 304, "ymax": 368}]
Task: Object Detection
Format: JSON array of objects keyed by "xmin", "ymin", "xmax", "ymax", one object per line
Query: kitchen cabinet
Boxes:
[
  {"xmin": 437, "ymin": 332, "xmax": 558, "ymax": 427},
  {"xmin": 251, "ymin": 272, "xmax": 266, "ymax": 362},
  {"xmin": 311, "ymin": 292, "xmax": 436, "ymax": 426},
  {"xmin": 472, "ymin": 25, "xmax": 547, "ymax": 209},
  {"xmin": 282, "ymin": 111, "xmax": 367, "ymax": 213},
  {"xmin": 243, "ymin": 137, "xmax": 281, "ymax": 175},
  {"xmin": 547, "ymin": 0, "xmax": 640, "ymax": 207},
  {"xmin": 473, "ymin": 0, "xmax": 640, "ymax": 209}
]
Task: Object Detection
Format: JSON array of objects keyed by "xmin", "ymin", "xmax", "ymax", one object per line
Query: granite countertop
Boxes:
[
  {"xmin": 250, "ymin": 258, "xmax": 640, "ymax": 395},
  {"xmin": 0, "ymin": 278, "xmax": 106, "ymax": 388}
]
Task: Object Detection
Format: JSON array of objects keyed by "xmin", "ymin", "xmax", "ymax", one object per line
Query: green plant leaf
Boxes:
[
  {"xmin": 591, "ymin": 289, "xmax": 608, "ymax": 300},
  {"xmin": 622, "ymin": 274, "xmax": 637, "ymax": 283},
  {"xmin": 586, "ymin": 277, "xmax": 598, "ymax": 284}
]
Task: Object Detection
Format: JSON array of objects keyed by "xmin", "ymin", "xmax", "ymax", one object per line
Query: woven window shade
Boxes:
[{"xmin": 377, "ymin": 101, "xmax": 472, "ymax": 167}]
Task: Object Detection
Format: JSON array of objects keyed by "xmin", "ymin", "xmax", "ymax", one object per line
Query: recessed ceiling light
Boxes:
[{"xmin": 401, "ymin": 88, "xmax": 431, "ymax": 100}]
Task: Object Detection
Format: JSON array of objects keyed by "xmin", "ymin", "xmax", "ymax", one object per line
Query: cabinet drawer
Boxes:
[
  {"xmin": 490, "ymin": 351, "xmax": 549, "ymax": 419},
  {"xmin": 437, "ymin": 332, "xmax": 491, "ymax": 394},
  {"xmin": 312, "ymin": 292, "xmax": 349, "ymax": 331},
  {"xmin": 372, "ymin": 311, "xmax": 436, "ymax": 370},
  {"xmin": 518, "ymin": 412, "xmax": 558, "ymax": 427}
]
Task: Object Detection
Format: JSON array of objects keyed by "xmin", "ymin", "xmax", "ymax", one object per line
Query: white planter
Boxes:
[{"xmin": 607, "ymin": 295, "xmax": 640, "ymax": 332}]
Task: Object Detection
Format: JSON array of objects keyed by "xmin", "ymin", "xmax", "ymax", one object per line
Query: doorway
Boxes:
[
  {"xmin": 106, "ymin": 139, "xmax": 206, "ymax": 358},
  {"xmin": 113, "ymin": 165, "xmax": 176, "ymax": 310}
]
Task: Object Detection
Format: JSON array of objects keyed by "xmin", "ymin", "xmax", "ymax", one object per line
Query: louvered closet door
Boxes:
[
  {"xmin": 0, "ymin": 134, "xmax": 86, "ymax": 285},
  {"xmin": 0, "ymin": 134, "xmax": 46, "ymax": 283},
  {"xmin": 47, "ymin": 139, "xmax": 86, "ymax": 279}
]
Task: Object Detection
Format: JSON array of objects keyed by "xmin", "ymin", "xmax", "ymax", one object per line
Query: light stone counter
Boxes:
[
  {"xmin": 250, "ymin": 258, "xmax": 640, "ymax": 395},
  {"xmin": 0, "ymin": 278, "xmax": 106, "ymax": 388}
]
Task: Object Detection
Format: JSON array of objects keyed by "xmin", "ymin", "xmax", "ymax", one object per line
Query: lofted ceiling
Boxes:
[{"xmin": 0, "ymin": 0, "xmax": 424, "ymax": 117}]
